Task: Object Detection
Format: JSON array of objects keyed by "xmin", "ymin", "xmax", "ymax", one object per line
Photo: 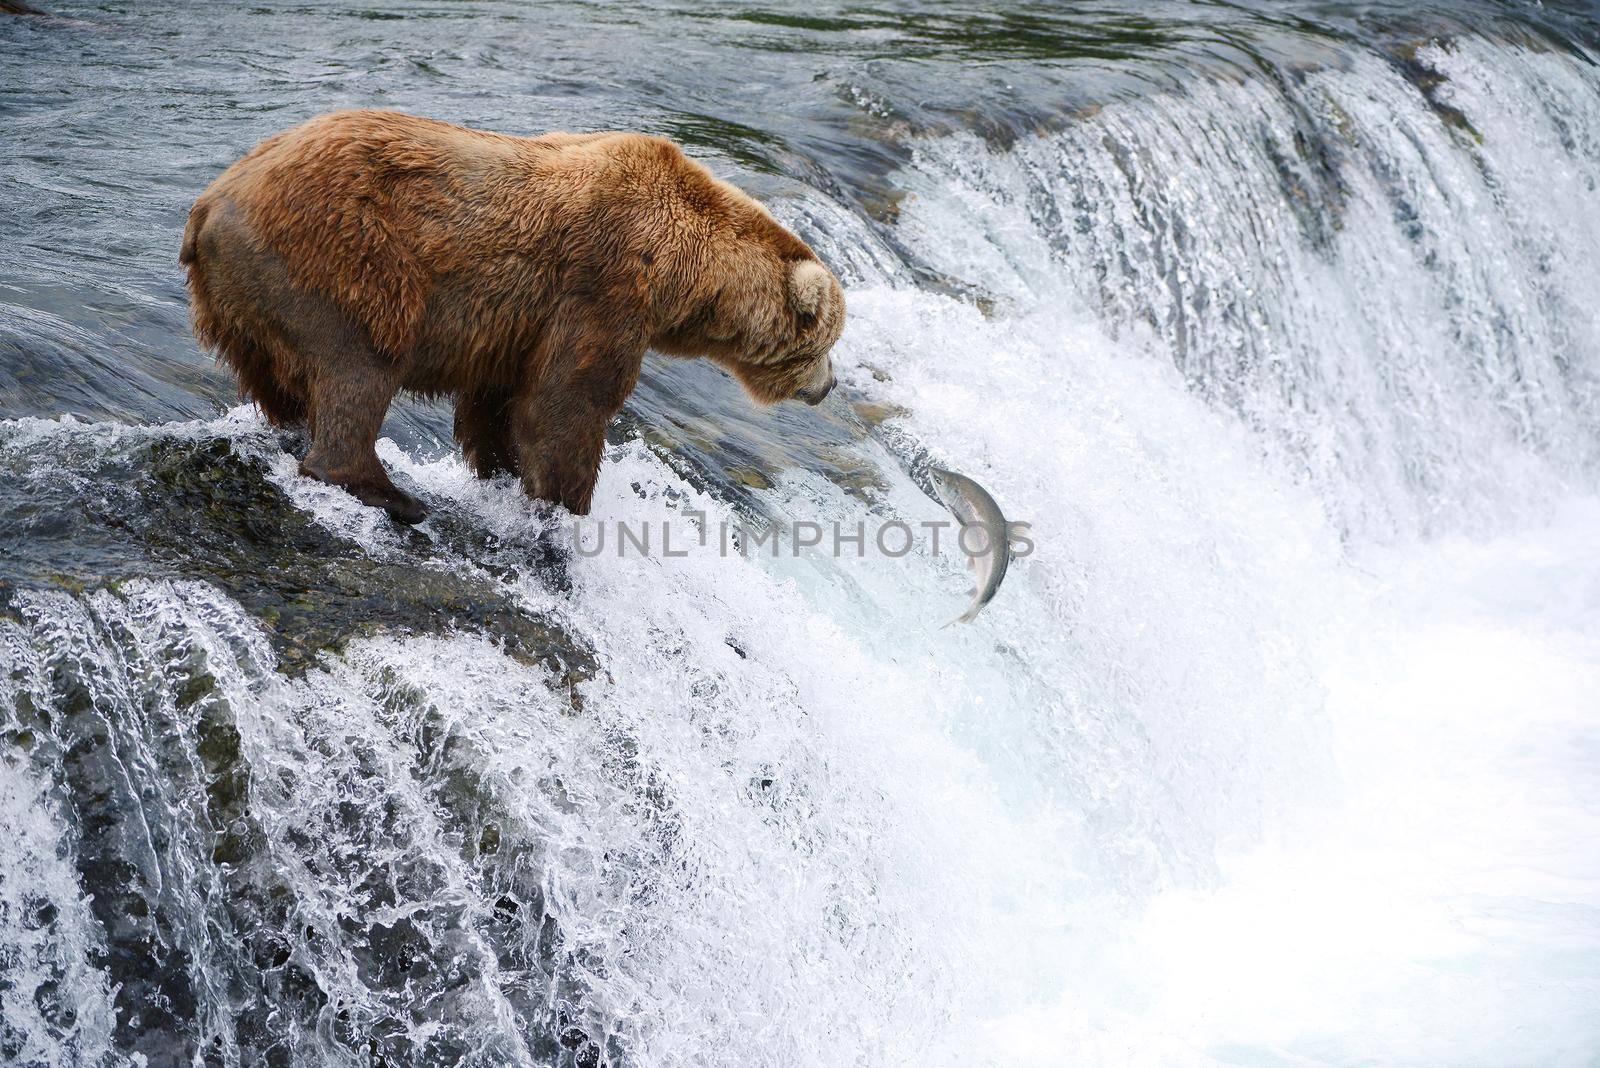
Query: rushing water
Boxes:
[{"xmin": 4, "ymin": 2, "xmax": 1600, "ymax": 1065}]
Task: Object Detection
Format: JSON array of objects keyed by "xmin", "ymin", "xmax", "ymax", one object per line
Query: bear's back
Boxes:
[{"xmin": 192, "ymin": 111, "xmax": 802, "ymax": 362}]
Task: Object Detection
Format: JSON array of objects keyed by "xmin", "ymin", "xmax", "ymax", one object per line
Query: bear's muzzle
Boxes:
[{"xmin": 795, "ymin": 359, "xmax": 836, "ymax": 406}]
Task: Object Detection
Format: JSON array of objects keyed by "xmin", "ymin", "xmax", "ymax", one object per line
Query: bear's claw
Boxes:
[
  {"xmin": 376, "ymin": 491, "xmax": 428, "ymax": 525},
  {"xmin": 299, "ymin": 459, "xmax": 428, "ymax": 525}
]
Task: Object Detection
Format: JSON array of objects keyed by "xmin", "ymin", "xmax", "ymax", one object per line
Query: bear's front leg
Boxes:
[
  {"xmin": 511, "ymin": 336, "xmax": 644, "ymax": 516},
  {"xmin": 513, "ymin": 393, "xmax": 608, "ymax": 514},
  {"xmin": 454, "ymin": 387, "xmax": 519, "ymax": 479}
]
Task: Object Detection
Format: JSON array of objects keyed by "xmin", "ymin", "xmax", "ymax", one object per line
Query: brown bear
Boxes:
[{"xmin": 180, "ymin": 110, "xmax": 845, "ymax": 522}]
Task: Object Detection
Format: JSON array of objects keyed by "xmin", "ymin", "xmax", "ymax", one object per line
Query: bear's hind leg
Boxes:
[
  {"xmin": 454, "ymin": 388, "xmax": 519, "ymax": 480},
  {"xmin": 185, "ymin": 200, "xmax": 310, "ymax": 427},
  {"xmin": 301, "ymin": 358, "xmax": 426, "ymax": 525}
]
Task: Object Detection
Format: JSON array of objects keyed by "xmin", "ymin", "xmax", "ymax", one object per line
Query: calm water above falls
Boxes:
[{"xmin": 3, "ymin": 2, "xmax": 1600, "ymax": 1066}]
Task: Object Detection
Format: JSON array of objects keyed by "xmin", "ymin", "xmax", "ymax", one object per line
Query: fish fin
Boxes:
[
  {"xmin": 1008, "ymin": 521, "xmax": 1032, "ymax": 533},
  {"xmin": 942, "ymin": 602, "xmax": 983, "ymax": 628},
  {"xmin": 965, "ymin": 555, "xmax": 976, "ymax": 571}
]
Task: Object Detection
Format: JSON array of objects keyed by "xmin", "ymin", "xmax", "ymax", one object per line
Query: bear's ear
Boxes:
[{"xmin": 789, "ymin": 260, "xmax": 831, "ymax": 317}]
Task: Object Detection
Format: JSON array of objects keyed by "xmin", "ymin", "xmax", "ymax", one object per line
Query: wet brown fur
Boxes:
[{"xmin": 181, "ymin": 110, "xmax": 845, "ymax": 519}]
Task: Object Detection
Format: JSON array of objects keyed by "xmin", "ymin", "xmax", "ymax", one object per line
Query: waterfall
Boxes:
[
  {"xmin": 3, "ymin": 14, "xmax": 1599, "ymax": 1068},
  {"xmin": 891, "ymin": 37, "xmax": 1600, "ymax": 539}
]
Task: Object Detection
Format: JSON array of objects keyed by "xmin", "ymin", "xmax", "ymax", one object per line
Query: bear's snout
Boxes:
[{"xmin": 796, "ymin": 363, "xmax": 837, "ymax": 406}]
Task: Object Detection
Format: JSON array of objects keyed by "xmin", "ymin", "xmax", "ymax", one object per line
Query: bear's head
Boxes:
[
  {"xmin": 638, "ymin": 147, "xmax": 848, "ymax": 409},
  {"xmin": 727, "ymin": 258, "xmax": 844, "ymax": 407},
  {"xmin": 654, "ymin": 255, "xmax": 845, "ymax": 407}
]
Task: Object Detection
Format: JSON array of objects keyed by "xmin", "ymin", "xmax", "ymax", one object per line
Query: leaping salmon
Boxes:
[{"xmin": 928, "ymin": 467, "xmax": 1027, "ymax": 626}]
